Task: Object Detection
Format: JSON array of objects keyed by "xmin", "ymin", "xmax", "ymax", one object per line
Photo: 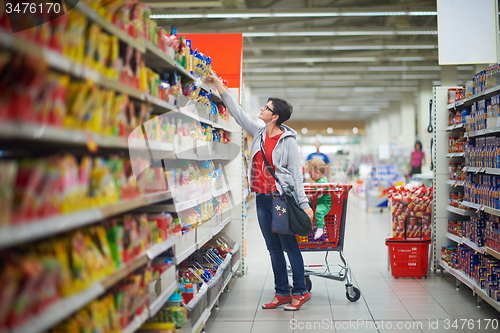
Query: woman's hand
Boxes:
[
  {"xmin": 303, "ymin": 207, "xmax": 314, "ymax": 221},
  {"xmin": 204, "ymin": 71, "xmax": 225, "ymax": 94}
]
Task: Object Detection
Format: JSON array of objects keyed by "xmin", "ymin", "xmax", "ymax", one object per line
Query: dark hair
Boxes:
[
  {"xmin": 267, "ymin": 97, "xmax": 293, "ymax": 126},
  {"xmin": 415, "ymin": 141, "xmax": 422, "ymax": 150}
]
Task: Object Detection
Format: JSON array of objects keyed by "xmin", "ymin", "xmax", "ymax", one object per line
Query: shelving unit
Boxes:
[
  {"xmin": 440, "ymin": 260, "xmax": 500, "ymax": 312},
  {"xmin": 445, "ymin": 205, "xmax": 475, "ymax": 216},
  {"xmin": 0, "ymin": 3, "xmax": 244, "ymax": 332},
  {"xmin": 433, "ymin": 86, "xmax": 500, "ymax": 312}
]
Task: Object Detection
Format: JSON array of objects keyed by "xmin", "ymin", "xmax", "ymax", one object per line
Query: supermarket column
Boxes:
[
  {"xmin": 366, "ymin": 116, "xmax": 381, "ymax": 154},
  {"xmin": 400, "ymin": 92, "xmax": 415, "ymax": 150},
  {"xmin": 417, "ymin": 79, "xmax": 433, "ymax": 172},
  {"xmin": 378, "ymin": 107, "xmax": 391, "ymax": 160},
  {"xmin": 389, "ymin": 101, "xmax": 401, "ymax": 145}
]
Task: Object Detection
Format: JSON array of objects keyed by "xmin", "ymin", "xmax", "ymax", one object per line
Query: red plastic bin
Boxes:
[{"xmin": 385, "ymin": 237, "xmax": 431, "ymax": 278}]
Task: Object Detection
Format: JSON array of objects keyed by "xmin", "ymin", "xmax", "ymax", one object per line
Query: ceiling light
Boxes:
[
  {"xmin": 353, "ymin": 87, "xmax": 386, "ymax": 93},
  {"xmin": 244, "ymin": 57, "xmax": 378, "ymax": 63},
  {"xmin": 150, "ymin": 11, "xmax": 437, "ymax": 20},
  {"xmin": 244, "ymin": 66, "xmax": 449, "ymax": 73},
  {"xmin": 327, "ymin": 127, "xmax": 333, "ymax": 134},
  {"xmin": 247, "ymin": 44, "xmax": 437, "ymax": 51},
  {"xmin": 352, "ymin": 127, "xmax": 359, "ymax": 134},
  {"xmin": 150, "ymin": 14, "xmax": 205, "ymax": 19},
  {"xmin": 385, "ymin": 45, "xmax": 437, "ymax": 50},
  {"xmin": 388, "ymin": 57, "xmax": 426, "ymax": 61},
  {"xmin": 396, "ymin": 30, "xmax": 438, "ymax": 35},
  {"xmin": 302, "ymin": 128, "xmax": 308, "ymax": 134},
  {"xmin": 241, "ymin": 30, "xmax": 436, "ymax": 37}
]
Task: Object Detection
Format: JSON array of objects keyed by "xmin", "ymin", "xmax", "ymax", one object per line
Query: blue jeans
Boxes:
[{"xmin": 256, "ymin": 192, "xmax": 308, "ymax": 297}]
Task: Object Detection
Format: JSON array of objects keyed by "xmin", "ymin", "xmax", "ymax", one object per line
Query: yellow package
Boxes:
[
  {"xmin": 108, "ymin": 36, "xmax": 119, "ymax": 80},
  {"xmin": 103, "ymin": 294, "xmax": 120, "ymax": 332},
  {"xmin": 110, "ymin": 94, "xmax": 129, "ymax": 136},
  {"xmin": 70, "ymin": 231, "xmax": 91, "ymax": 292},
  {"xmin": 81, "ymin": 86, "xmax": 104, "ymax": 133},
  {"xmin": 53, "ymin": 238, "xmax": 73, "ymax": 297},
  {"xmin": 138, "ymin": 63, "xmax": 148, "ymax": 92},
  {"xmin": 95, "ymin": 33, "xmax": 110, "ymax": 76},
  {"xmin": 65, "ymin": 81, "xmax": 90, "ymax": 129},
  {"xmin": 92, "ymin": 226, "xmax": 115, "ymax": 275},
  {"xmin": 101, "ymin": 90, "xmax": 116, "ymax": 136},
  {"xmin": 84, "ymin": 24, "xmax": 101, "ymax": 70},
  {"xmin": 74, "ymin": 308, "xmax": 92, "ymax": 333},
  {"xmin": 63, "ymin": 11, "xmax": 87, "ymax": 63}
]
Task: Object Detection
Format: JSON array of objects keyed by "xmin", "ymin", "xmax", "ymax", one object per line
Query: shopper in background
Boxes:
[
  {"xmin": 206, "ymin": 72, "xmax": 313, "ymax": 311},
  {"xmin": 408, "ymin": 140, "xmax": 426, "ymax": 179},
  {"xmin": 305, "ymin": 158, "xmax": 332, "ymax": 240},
  {"xmin": 306, "ymin": 142, "xmax": 331, "ymax": 181}
]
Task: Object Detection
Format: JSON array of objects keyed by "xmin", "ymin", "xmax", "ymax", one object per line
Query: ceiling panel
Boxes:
[{"xmin": 151, "ymin": 0, "xmax": 468, "ymax": 121}]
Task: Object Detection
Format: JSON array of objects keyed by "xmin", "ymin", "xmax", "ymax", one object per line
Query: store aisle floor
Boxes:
[{"xmin": 204, "ymin": 195, "xmax": 500, "ymax": 333}]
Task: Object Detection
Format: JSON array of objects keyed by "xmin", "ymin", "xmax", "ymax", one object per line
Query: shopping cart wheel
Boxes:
[
  {"xmin": 305, "ymin": 276, "xmax": 312, "ymax": 292},
  {"xmin": 345, "ymin": 286, "xmax": 361, "ymax": 302}
]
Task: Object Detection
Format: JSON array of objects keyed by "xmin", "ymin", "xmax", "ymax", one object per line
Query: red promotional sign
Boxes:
[{"xmin": 182, "ymin": 33, "xmax": 243, "ymax": 90}]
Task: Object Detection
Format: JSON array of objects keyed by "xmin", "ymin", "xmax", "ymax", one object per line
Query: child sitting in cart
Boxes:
[{"xmin": 305, "ymin": 158, "xmax": 332, "ymax": 239}]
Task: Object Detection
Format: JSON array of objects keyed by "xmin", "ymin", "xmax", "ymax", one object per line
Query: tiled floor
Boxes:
[{"xmin": 204, "ymin": 195, "xmax": 500, "ymax": 332}]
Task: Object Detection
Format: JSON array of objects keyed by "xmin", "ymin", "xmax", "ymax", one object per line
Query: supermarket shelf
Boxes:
[
  {"xmin": 462, "ymin": 200, "xmax": 500, "ymax": 217},
  {"xmin": 175, "ymin": 243, "xmax": 198, "ymax": 265},
  {"xmin": 101, "ymin": 255, "xmax": 149, "ymax": 290},
  {"xmin": 485, "ymin": 247, "xmax": 500, "ymax": 260},
  {"xmin": 139, "ymin": 187, "xmax": 225, "ymax": 213},
  {"xmin": 445, "ymin": 123, "xmax": 465, "ymax": 131},
  {"xmin": 446, "ymin": 232, "xmax": 486, "ymax": 254},
  {"xmin": 144, "ymin": 40, "xmax": 177, "ymax": 69},
  {"xmin": 440, "ymin": 260, "xmax": 500, "ymax": 312},
  {"xmin": 147, "ymin": 96, "xmax": 178, "ymax": 115},
  {"xmin": 197, "ymin": 229, "xmax": 214, "ymax": 250},
  {"xmin": 196, "ymin": 216, "xmax": 232, "ymax": 249},
  {"xmin": 446, "ymin": 152, "xmax": 465, "ymax": 158},
  {"xmin": 123, "ymin": 308, "xmax": 149, "ymax": 333},
  {"xmin": 191, "ymin": 307, "xmax": 211, "ymax": 333},
  {"xmin": 440, "ymin": 259, "xmax": 474, "ymax": 289},
  {"xmin": 467, "ymin": 127, "xmax": 500, "ymax": 138},
  {"xmin": 0, "ymin": 191, "xmax": 171, "ymax": 250},
  {"xmin": 149, "ymin": 266, "xmax": 179, "ymax": 317},
  {"xmin": 446, "ymin": 232, "xmax": 462, "ymax": 244},
  {"xmin": 11, "ymin": 282, "xmax": 105, "ymax": 333},
  {"xmin": 0, "ymin": 29, "xmax": 147, "ymax": 101},
  {"xmin": 445, "ymin": 205, "xmax": 475, "ymax": 216},
  {"xmin": 445, "ymin": 180, "xmax": 465, "ymax": 187},
  {"xmin": 213, "ymin": 187, "xmax": 232, "ymax": 198},
  {"xmin": 175, "ymin": 107, "xmax": 231, "ymax": 133},
  {"xmin": 212, "ymin": 217, "xmax": 232, "ymax": 237},
  {"xmin": 447, "ymin": 85, "xmax": 500, "ymax": 110},
  {"xmin": 0, "ymin": 122, "xmax": 175, "ymax": 153},
  {"xmin": 463, "ymin": 166, "xmax": 500, "ymax": 175},
  {"xmin": 103, "ymin": 236, "xmax": 178, "ymax": 289},
  {"xmin": 72, "ymin": 0, "xmax": 145, "ymax": 52},
  {"xmin": 191, "ymin": 256, "xmax": 238, "ymax": 333},
  {"xmin": 146, "ymin": 236, "xmax": 179, "ymax": 260},
  {"xmin": 462, "ymin": 237, "xmax": 486, "ymax": 254}
]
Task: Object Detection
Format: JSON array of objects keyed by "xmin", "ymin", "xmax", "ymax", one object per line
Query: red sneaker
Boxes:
[
  {"xmin": 262, "ymin": 295, "xmax": 292, "ymax": 309},
  {"xmin": 283, "ymin": 292, "xmax": 311, "ymax": 311}
]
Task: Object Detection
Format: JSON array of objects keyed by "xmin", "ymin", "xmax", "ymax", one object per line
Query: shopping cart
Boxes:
[{"xmin": 296, "ymin": 184, "xmax": 361, "ymax": 302}]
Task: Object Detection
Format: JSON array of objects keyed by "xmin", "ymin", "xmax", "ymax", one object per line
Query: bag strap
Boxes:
[{"xmin": 260, "ymin": 133, "xmax": 284, "ymax": 188}]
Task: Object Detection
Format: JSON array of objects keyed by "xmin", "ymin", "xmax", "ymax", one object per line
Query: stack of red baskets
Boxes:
[{"xmin": 386, "ymin": 216, "xmax": 431, "ymax": 279}]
